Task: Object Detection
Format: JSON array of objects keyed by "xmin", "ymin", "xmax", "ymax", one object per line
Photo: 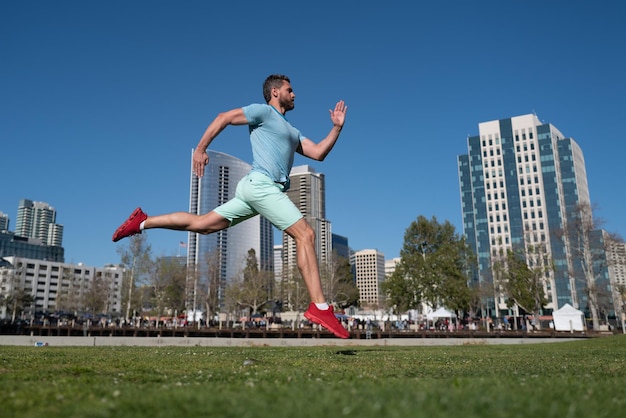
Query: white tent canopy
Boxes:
[
  {"xmin": 553, "ymin": 303, "xmax": 585, "ymax": 331},
  {"xmin": 426, "ymin": 307, "xmax": 456, "ymax": 321}
]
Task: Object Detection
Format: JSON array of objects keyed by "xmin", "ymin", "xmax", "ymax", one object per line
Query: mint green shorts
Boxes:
[{"xmin": 214, "ymin": 171, "xmax": 303, "ymax": 231}]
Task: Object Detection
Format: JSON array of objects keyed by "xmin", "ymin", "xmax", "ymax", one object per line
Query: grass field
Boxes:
[{"xmin": 1, "ymin": 336, "xmax": 625, "ymax": 418}]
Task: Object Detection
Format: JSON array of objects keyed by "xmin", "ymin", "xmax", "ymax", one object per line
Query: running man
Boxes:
[{"xmin": 112, "ymin": 74, "xmax": 349, "ymax": 338}]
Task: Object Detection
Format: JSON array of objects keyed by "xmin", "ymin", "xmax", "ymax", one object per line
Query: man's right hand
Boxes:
[{"xmin": 193, "ymin": 149, "xmax": 209, "ymax": 177}]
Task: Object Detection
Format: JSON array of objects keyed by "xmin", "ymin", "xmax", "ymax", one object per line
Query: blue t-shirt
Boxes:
[{"xmin": 242, "ymin": 103, "xmax": 305, "ymax": 184}]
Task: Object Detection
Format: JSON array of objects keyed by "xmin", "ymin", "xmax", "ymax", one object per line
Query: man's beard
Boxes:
[{"xmin": 281, "ymin": 98, "xmax": 295, "ymax": 111}]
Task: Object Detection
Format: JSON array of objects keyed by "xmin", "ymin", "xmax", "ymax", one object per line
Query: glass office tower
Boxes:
[
  {"xmin": 187, "ymin": 150, "xmax": 273, "ymax": 311},
  {"xmin": 458, "ymin": 114, "xmax": 596, "ymax": 315}
]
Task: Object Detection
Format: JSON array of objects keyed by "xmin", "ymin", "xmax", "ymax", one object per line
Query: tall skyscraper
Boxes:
[
  {"xmin": 15, "ymin": 199, "xmax": 63, "ymax": 246},
  {"xmin": 608, "ymin": 241, "xmax": 626, "ymax": 288},
  {"xmin": 353, "ymin": 249, "xmax": 385, "ymax": 307},
  {"xmin": 458, "ymin": 114, "xmax": 602, "ymax": 316},
  {"xmin": 282, "ymin": 165, "xmax": 332, "ymax": 278},
  {"xmin": 187, "ymin": 151, "xmax": 274, "ymax": 310}
]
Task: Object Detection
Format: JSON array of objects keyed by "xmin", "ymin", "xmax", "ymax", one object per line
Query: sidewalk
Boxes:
[{"xmin": 0, "ymin": 335, "xmax": 587, "ymax": 347}]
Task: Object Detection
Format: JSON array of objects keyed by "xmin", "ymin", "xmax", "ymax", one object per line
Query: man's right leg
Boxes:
[
  {"xmin": 112, "ymin": 208, "xmax": 230, "ymax": 242},
  {"xmin": 144, "ymin": 211, "xmax": 230, "ymax": 234},
  {"xmin": 113, "ymin": 177, "xmax": 258, "ymax": 242}
]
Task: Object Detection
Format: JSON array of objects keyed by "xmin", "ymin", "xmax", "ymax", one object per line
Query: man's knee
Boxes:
[
  {"xmin": 195, "ymin": 211, "xmax": 230, "ymax": 234},
  {"xmin": 286, "ymin": 219, "xmax": 315, "ymax": 243}
]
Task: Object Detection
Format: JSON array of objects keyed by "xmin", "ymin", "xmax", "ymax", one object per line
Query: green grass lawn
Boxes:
[{"xmin": 1, "ymin": 336, "xmax": 625, "ymax": 418}]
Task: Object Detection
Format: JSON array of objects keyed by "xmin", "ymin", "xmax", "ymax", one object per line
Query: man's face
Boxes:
[{"xmin": 275, "ymin": 80, "xmax": 295, "ymax": 111}]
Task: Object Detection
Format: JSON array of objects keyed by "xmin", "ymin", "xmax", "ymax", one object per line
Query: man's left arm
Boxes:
[{"xmin": 298, "ymin": 100, "xmax": 347, "ymax": 161}]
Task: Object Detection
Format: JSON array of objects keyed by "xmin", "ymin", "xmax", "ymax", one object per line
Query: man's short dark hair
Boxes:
[{"xmin": 263, "ymin": 74, "xmax": 290, "ymax": 103}]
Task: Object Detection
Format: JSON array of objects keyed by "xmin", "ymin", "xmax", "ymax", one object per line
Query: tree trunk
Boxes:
[{"xmin": 588, "ymin": 293, "xmax": 600, "ymax": 330}]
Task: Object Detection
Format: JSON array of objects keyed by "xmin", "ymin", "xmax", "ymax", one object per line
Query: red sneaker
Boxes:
[
  {"xmin": 112, "ymin": 207, "xmax": 148, "ymax": 242},
  {"xmin": 304, "ymin": 303, "xmax": 349, "ymax": 339}
]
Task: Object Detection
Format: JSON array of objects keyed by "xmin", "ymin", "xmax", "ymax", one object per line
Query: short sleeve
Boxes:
[{"xmin": 242, "ymin": 104, "xmax": 270, "ymax": 125}]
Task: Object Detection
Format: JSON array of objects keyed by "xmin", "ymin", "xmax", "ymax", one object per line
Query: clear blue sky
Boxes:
[{"xmin": 2, "ymin": 1, "xmax": 625, "ymax": 267}]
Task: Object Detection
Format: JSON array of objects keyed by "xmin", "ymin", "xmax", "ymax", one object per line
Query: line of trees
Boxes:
[
  {"xmin": 113, "ymin": 236, "xmax": 359, "ymax": 325},
  {"xmin": 116, "ymin": 235, "xmax": 187, "ymax": 324},
  {"xmin": 381, "ymin": 210, "xmax": 624, "ymax": 331},
  {"xmin": 224, "ymin": 248, "xmax": 359, "ymax": 318},
  {"xmin": 113, "ymin": 205, "xmax": 623, "ymax": 329},
  {"xmin": 5, "ymin": 205, "xmax": 621, "ymax": 330}
]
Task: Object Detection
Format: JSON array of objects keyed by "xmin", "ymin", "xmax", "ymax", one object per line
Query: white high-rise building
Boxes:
[
  {"xmin": 354, "ymin": 249, "xmax": 385, "ymax": 307},
  {"xmin": 607, "ymin": 239, "xmax": 626, "ymax": 322},
  {"xmin": 608, "ymin": 241, "xmax": 626, "ymax": 287},
  {"xmin": 15, "ymin": 199, "xmax": 63, "ymax": 246}
]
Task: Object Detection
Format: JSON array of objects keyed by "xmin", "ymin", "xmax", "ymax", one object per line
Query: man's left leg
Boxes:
[
  {"xmin": 285, "ymin": 219, "xmax": 349, "ymax": 339},
  {"xmin": 284, "ymin": 218, "xmax": 325, "ymax": 303},
  {"xmin": 242, "ymin": 174, "xmax": 349, "ymax": 338}
]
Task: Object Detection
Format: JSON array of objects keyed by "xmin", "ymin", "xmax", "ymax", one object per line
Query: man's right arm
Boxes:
[{"xmin": 193, "ymin": 108, "xmax": 248, "ymax": 177}]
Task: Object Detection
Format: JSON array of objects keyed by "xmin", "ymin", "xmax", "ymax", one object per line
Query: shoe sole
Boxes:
[{"xmin": 112, "ymin": 208, "xmax": 145, "ymax": 242}]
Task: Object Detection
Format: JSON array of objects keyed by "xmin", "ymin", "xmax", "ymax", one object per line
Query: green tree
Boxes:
[
  {"xmin": 383, "ymin": 215, "xmax": 475, "ymax": 314},
  {"xmin": 383, "ymin": 267, "xmax": 416, "ymax": 313},
  {"xmin": 495, "ymin": 246, "xmax": 550, "ymax": 328}
]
